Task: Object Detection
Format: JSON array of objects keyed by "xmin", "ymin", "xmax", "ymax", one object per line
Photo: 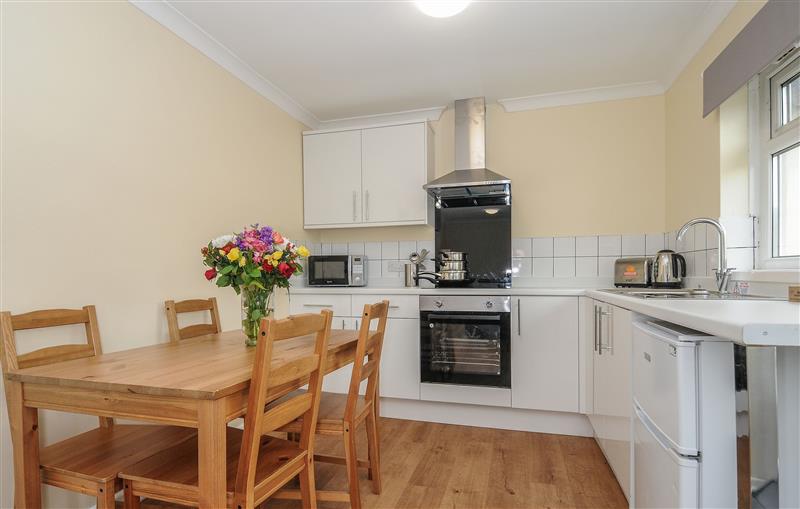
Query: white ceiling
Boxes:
[{"xmin": 153, "ymin": 0, "xmax": 735, "ymax": 125}]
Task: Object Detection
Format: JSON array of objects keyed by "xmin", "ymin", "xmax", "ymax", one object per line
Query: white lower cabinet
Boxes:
[
  {"xmin": 587, "ymin": 299, "xmax": 633, "ymax": 501},
  {"xmin": 291, "ymin": 293, "xmax": 420, "ymax": 400},
  {"xmin": 379, "ymin": 318, "xmax": 420, "ymax": 400},
  {"xmin": 511, "ymin": 296, "xmax": 580, "ymax": 413}
]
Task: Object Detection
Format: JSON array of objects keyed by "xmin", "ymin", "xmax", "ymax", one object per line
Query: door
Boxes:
[
  {"xmin": 303, "ymin": 130, "xmax": 362, "ymax": 226},
  {"xmin": 511, "ymin": 296, "xmax": 579, "ymax": 412},
  {"xmin": 379, "ymin": 318, "xmax": 420, "ymax": 399},
  {"xmin": 362, "ymin": 123, "xmax": 428, "ymax": 224}
]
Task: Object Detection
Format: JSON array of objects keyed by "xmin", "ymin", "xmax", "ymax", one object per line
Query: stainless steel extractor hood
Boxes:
[{"xmin": 423, "ymin": 97, "xmax": 511, "ymax": 201}]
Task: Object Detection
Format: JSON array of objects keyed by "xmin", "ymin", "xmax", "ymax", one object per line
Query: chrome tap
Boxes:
[{"xmin": 676, "ymin": 218, "xmax": 735, "ymax": 293}]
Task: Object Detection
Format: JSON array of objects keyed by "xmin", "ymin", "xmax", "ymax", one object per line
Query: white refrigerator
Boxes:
[{"xmin": 631, "ymin": 320, "xmax": 737, "ymax": 508}]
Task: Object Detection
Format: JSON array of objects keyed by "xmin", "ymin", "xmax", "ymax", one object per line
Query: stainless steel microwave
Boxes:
[{"xmin": 306, "ymin": 255, "xmax": 367, "ymax": 287}]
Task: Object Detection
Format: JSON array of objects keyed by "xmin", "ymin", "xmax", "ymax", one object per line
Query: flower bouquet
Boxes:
[{"xmin": 202, "ymin": 225, "xmax": 309, "ymax": 346}]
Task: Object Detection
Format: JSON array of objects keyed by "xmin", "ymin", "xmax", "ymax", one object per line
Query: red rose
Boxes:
[
  {"xmin": 262, "ymin": 260, "xmax": 273, "ymax": 272},
  {"xmin": 204, "ymin": 268, "xmax": 217, "ymax": 280},
  {"xmin": 222, "ymin": 242, "xmax": 234, "ymax": 254},
  {"xmin": 278, "ymin": 262, "xmax": 294, "ymax": 278}
]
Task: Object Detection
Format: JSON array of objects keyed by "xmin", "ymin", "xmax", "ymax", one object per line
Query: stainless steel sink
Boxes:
[{"xmin": 601, "ymin": 288, "xmax": 784, "ymax": 301}]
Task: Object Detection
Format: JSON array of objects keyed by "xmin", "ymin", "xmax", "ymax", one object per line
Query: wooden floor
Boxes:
[
  {"xmin": 134, "ymin": 417, "xmax": 626, "ymax": 509},
  {"xmin": 269, "ymin": 417, "xmax": 628, "ymax": 509}
]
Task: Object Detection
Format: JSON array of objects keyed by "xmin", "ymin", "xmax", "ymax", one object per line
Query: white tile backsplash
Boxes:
[
  {"xmin": 575, "ymin": 257, "xmax": 598, "ymax": 277},
  {"xmin": 598, "ymin": 256, "xmax": 616, "ymax": 277},
  {"xmin": 381, "ymin": 241, "xmax": 399, "ymax": 260},
  {"xmin": 693, "ymin": 224, "xmax": 707, "ymax": 252},
  {"xmin": 621, "ymin": 234, "xmax": 645, "ymax": 256},
  {"xmin": 532, "ymin": 258, "xmax": 553, "ymax": 278},
  {"xmin": 348, "ymin": 242, "xmax": 365, "ymax": 255},
  {"xmin": 512, "ymin": 257, "xmax": 532, "ymax": 278},
  {"xmin": 553, "ymin": 257, "xmax": 576, "ymax": 278},
  {"xmin": 533, "ymin": 237, "xmax": 554, "ymax": 258},
  {"xmin": 676, "ymin": 230, "xmax": 694, "ymax": 253},
  {"xmin": 645, "ymin": 233, "xmax": 665, "ymax": 255},
  {"xmin": 313, "ymin": 218, "xmax": 742, "ymax": 287},
  {"xmin": 512, "ymin": 238, "xmax": 533, "ymax": 258},
  {"xmin": 367, "ymin": 260, "xmax": 382, "ymax": 278},
  {"xmin": 364, "ymin": 242, "xmax": 382, "ymax": 260},
  {"xmin": 707, "ymin": 249, "xmax": 719, "ymax": 273},
  {"xmin": 398, "ymin": 241, "xmax": 417, "ymax": 261},
  {"xmin": 553, "ymin": 237, "xmax": 576, "ymax": 257},
  {"xmin": 575, "ymin": 236, "xmax": 598, "ymax": 257},
  {"xmin": 416, "ymin": 240, "xmax": 434, "ymax": 257},
  {"xmin": 381, "ymin": 259, "xmax": 403, "ymax": 279},
  {"xmin": 693, "ymin": 250, "xmax": 707, "ymax": 277},
  {"xmin": 598, "ymin": 236, "xmax": 622, "ymax": 256}
]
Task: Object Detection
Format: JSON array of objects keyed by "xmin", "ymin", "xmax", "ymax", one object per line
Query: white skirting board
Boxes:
[{"xmin": 379, "ymin": 397, "xmax": 593, "ymax": 437}]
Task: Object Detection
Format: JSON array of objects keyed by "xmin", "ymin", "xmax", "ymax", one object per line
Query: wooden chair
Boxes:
[
  {"xmin": 0, "ymin": 306, "xmax": 196, "ymax": 509},
  {"xmin": 164, "ymin": 297, "xmax": 221, "ymax": 342},
  {"xmin": 121, "ymin": 309, "xmax": 333, "ymax": 509},
  {"xmin": 277, "ymin": 300, "xmax": 389, "ymax": 509}
]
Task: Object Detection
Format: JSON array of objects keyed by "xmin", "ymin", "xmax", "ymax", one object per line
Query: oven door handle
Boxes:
[{"xmin": 426, "ymin": 314, "xmax": 503, "ymax": 322}]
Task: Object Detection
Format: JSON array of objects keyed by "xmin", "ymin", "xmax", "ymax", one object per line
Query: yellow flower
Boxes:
[
  {"xmin": 272, "ymin": 251, "xmax": 283, "ymax": 260},
  {"xmin": 297, "ymin": 245, "xmax": 310, "ymax": 257},
  {"xmin": 239, "ymin": 257, "xmax": 246, "ymax": 267},
  {"xmin": 226, "ymin": 247, "xmax": 241, "ymax": 262}
]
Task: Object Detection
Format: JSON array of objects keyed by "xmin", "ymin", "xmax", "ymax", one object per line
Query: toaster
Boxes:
[{"xmin": 614, "ymin": 257, "xmax": 651, "ymax": 287}]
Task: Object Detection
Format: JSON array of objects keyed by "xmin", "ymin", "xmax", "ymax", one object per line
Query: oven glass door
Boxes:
[{"xmin": 420, "ymin": 310, "xmax": 511, "ymax": 388}]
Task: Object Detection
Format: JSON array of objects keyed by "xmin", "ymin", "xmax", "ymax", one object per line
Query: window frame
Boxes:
[{"xmin": 753, "ymin": 49, "xmax": 800, "ymax": 270}]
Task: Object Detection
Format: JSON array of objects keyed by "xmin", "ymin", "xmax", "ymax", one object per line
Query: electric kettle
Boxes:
[{"xmin": 651, "ymin": 249, "xmax": 686, "ymax": 288}]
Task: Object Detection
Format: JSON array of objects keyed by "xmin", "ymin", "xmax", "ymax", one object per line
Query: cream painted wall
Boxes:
[
  {"xmin": 664, "ymin": 1, "xmax": 765, "ymax": 230},
  {"xmin": 0, "ymin": 3, "xmax": 308, "ymax": 507},
  {"xmin": 720, "ymin": 86, "xmax": 751, "ymax": 218},
  {"xmin": 318, "ymin": 95, "xmax": 666, "ymax": 242}
]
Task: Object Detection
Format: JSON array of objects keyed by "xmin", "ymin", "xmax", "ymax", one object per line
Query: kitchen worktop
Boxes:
[
  {"xmin": 291, "ymin": 285, "xmax": 800, "ymax": 347},
  {"xmin": 586, "ymin": 289, "xmax": 800, "ymax": 347}
]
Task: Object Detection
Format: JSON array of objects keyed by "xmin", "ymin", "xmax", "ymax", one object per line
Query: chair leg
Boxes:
[
  {"xmin": 123, "ymin": 481, "xmax": 141, "ymax": 509},
  {"xmin": 298, "ymin": 456, "xmax": 318, "ymax": 509},
  {"xmin": 365, "ymin": 410, "xmax": 382, "ymax": 494},
  {"xmin": 96, "ymin": 481, "xmax": 116, "ymax": 509},
  {"xmin": 342, "ymin": 424, "xmax": 362, "ymax": 509}
]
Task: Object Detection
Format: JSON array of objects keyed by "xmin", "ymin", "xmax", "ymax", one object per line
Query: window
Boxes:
[{"xmin": 754, "ymin": 50, "xmax": 800, "ymax": 268}]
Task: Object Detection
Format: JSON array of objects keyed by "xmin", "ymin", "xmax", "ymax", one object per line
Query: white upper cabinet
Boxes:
[
  {"xmin": 302, "ymin": 122, "xmax": 433, "ymax": 229},
  {"xmin": 362, "ymin": 123, "xmax": 428, "ymax": 224},
  {"xmin": 303, "ymin": 130, "xmax": 362, "ymax": 226}
]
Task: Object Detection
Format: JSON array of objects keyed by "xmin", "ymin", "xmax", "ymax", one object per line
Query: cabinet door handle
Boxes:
[
  {"xmin": 517, "ymin": 298, "xmax": 521, "ymax": 335},
  {"xmin": 352, "ymin": 191, "xmax": 357, "ymax": 222},
  {"xmin": 365, "ymin": 190, "xmax": 370, "ymax": 221}
]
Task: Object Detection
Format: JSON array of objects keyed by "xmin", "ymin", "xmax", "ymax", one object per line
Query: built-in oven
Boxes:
[{"xmin": 419, "ymin": 295, "xmax": 511, "ymax": 388}]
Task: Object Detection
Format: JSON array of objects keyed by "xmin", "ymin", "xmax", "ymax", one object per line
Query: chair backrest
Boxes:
[
  {"xmin": 0, "ymin": 305, "xmax": 113, "ymax": 427},
  {"xmin": 233, "ymin": 309, "xmax": 333, "ymax": 509},
  {"xmin": 164, "ymin": 298, "xmax": 221, "ymax": 342},
  {"xmin": 344, "ymin": 300, "xmax": 389, "ymax": 422}
]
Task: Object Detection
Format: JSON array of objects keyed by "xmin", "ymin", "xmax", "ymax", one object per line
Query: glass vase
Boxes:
[{"xmin": 241, "ymin": 286, "xmax": 273, "ymax": 347}]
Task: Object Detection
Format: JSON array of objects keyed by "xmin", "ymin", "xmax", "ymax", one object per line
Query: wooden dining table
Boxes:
[{"xmin": 4, "ymin": 328, "xmax": 363, "ymax": 509}]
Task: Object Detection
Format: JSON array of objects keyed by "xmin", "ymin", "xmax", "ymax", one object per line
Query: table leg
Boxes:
[
  {"xmin": 197, "ymin": 399, "xmax": 227, "ymax": 508},
  {"xmin": 6, "ymin": 381, "xmax": 42, "ymax": 508}
]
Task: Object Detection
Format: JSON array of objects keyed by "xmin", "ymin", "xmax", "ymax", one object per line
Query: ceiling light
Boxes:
[{"xmin": 414, "ymin": 0, "xmax": 471, "ymax": 18}]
